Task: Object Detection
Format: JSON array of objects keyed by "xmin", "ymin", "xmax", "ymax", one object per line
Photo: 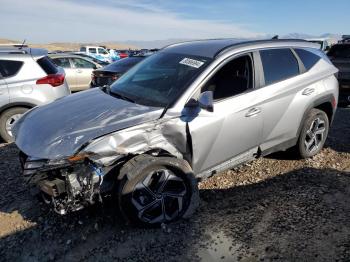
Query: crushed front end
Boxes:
[{"xmin": 21, "ymin": 153, "xmax": 113, "ymax": 215}]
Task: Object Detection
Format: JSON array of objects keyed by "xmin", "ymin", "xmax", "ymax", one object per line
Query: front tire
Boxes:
[
  {"xmin": 297, "ymin": 108, "xmax": 329, "ymax": 158},
  {"xmin": 0, "ymin": 107, "xmax": 28, "ymax": 142},
  {"xmin": 118, "ymin": 155, "xmax": 199, "ymax": 227}
]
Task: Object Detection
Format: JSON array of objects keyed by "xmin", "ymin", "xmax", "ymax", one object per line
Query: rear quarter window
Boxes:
[
  {"xmin": 37, "ymin": 56, "xmax": 58, "ymax": 74},
  {"xmin": 294, "ymin": 48, "xmax": 321, "ymax": 71},
  {"xmin": 260, "ymin": 48, "xmax": 300, "ymax": 86},
  {"xmin": 0, "ymin": 60, "xmax": 23, "ymax": 78}
]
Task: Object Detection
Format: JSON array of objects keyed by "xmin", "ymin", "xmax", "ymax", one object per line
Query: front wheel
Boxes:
[
  {"xmin": 297, "ymin": 108, "xmax": 329, "ymax": 158},
  {"xmin": 118, "ymin": 155, "xmax": 199, "ymax": 227}
]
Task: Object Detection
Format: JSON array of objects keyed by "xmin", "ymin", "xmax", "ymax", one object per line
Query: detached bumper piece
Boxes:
[{"xmin": 22, "ymin": 155, "xmax": 105, "ymax": 215}]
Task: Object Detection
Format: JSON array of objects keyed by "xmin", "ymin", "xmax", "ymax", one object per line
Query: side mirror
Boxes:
[{"xmin": 198, "ymin": 91, "xmax": 214, "ymax": 112}]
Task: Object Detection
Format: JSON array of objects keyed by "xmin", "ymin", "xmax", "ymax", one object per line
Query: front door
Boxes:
[{"xmin": 186, "ymin": 54, "xmax": 263, "ymax": 173}]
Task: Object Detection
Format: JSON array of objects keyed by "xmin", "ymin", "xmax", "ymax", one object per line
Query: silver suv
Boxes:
[
  {"xmin": 14, "ymin": 39, "xmax": 338, "ymax": 226},
  {"xmin": 0, "ymin": 46, "xmax": 70, "ymax": 142}
]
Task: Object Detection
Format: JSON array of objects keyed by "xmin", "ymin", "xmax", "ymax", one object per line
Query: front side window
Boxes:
[
  {"xmin": 0, "ymin": 60, "xmax": 23, "ymax": 78},
  {"xmin": 88, "ymin": 48, "xmax": 97, "ymax": 54},
  {"xmin": 294, "ymin": 48, "xmax": 321, "ymax": 71},
  {"xmin": 98, "ymin": 48, "xmax": 108, "ymax": 55},
  {"xmin": 110, "ymin": 52, "xmax": 212, "ymax": 107},
  {"xmin": 53, "ymin": 58, "xmax": 71, "ymax": 68},
  {"xmin": 202, "ymin": 55, "xmax": 253, "ymax": 101},
  {"xmin": 71, "ymin": 58, "xmax": 95, "ymax": 69},
  {"xmin": 260, "ymin": 48, "xmax": 299, "ymax": 86}
]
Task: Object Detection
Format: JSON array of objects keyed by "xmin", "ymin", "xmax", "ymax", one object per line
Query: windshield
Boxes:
[
  {"xmin": 110, "ymin": 52, "xmax": 212, "ymax": 107},
  {"xmin": 328, "ymin": 45, "xmax": 350, "ymax": 58}
]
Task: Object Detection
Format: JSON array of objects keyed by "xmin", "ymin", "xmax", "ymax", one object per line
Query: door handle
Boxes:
[
  {"xmin": 302, "ymin": 88, "xmax": 315, "ymax": 96},
  {"xmin": 76, "ymin": 69, "xmax": 82, "ymax": 73},
  {"xmin": 245, "ymin": 107, "xmax": 261, "ymax": 117}
]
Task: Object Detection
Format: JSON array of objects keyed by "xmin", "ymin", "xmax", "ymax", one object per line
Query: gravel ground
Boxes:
[{"xmin": 0, "ymin": 108, "xmax": 349, "ymax": 262}]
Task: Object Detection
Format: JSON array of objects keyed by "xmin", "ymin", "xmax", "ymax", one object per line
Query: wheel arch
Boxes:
[
  {"xmin": 0, "ymin": 102, "xmax": 36, "ymax": 115},
  {"xmin": 297, "ymin": 94, "xmax": 336, "ymax": 138}
]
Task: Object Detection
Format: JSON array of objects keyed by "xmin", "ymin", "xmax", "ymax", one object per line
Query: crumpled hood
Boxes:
[{"xmin": 14, "ymin": 88, "xmax": 162, "ymax": 159}]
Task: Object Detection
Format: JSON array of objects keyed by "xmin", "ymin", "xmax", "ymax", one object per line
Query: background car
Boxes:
[
  {"xmin": 0, "ymin": 45, "xmax": 70, "ymax": 142},
  {"xmin": 79, "ymin": 46, "xmax": 112, "ymax": 63},
  {"xmin": 50, "ymin": 54, "xmax": 102, "ymax": 91},
  {"xmin": 327, "ymin": 42, "xmax": 350, "ymax": 105},
  {"xmin": 72, "ymin": 53, "xmax": 109, "ymax": 67},
  {"xmin": 91, "ymin": 55, "xmax": 146, "ymax": 87}
]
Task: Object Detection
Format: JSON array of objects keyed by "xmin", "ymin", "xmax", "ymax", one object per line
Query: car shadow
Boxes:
[{"xmin": 1, "ymin": 143, "xmax": 350, "ymax": 262}]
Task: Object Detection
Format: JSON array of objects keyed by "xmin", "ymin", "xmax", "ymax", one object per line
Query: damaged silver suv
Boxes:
[{"xmin": 13, "ymin": 39, "xmax": 339, "ymax": 226}]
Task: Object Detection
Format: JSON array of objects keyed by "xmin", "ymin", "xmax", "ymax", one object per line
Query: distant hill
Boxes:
[{"xmin": 0, "ymin": 39, "xmax": 138, "ymax": 51}]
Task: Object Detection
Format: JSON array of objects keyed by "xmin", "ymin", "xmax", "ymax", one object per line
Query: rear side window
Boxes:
[
  {"xmin": 294, "ymin": 48, "xmax": 321, "ymax": 71},
  {"xmin": 0, "ymin": 60, "xmax": 23, "ymax": 78},
  {"xmin": 80, "ymin": 47, "xmax": 86, "ymax": 52},
  {"xmin": 89, "ymin": 48, "xmax": 97, "ymax": 54},
  {"xmin": 260, "ymin": 49, "xmax": 299, "ymax": 86},
  {"xmin": 52, "ymin": 58, "xmax": 71, "ymax": 68},
  {"xmin": 71, "ymin": 58, "xmax": 95, "ymax": 69},
  {"xmin": 37, "ymin": 56, "xmax": 58, "ymax": 74}
]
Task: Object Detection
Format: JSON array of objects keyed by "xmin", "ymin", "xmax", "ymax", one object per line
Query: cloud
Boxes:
[{"xmin": 0, "ymin": 0, "xmax": 265, "ymax": 42}]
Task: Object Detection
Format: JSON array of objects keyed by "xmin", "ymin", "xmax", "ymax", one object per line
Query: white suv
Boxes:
[{"xmin": 0, "ymin": 46, "xmax": 70, "ymax": 142}]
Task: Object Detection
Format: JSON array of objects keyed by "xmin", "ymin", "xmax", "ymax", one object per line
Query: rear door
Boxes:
[
  {"xmin": 257, "ymin": 48, "xmax": 321, "ymax": 154},
  {"xmin": 70, "ymin": 58, "xmax": 96, "ymax": 91},
  {"xmin": 0, "ymin": 59, "xmax": 22, "ymax": 107},
  {"xmin": 52, "ymin": 57, "xmax": 76, "ymax": 90},
  {"xmin": 0, "ymin": 77, "xmax": 9, "ymax": 108}
]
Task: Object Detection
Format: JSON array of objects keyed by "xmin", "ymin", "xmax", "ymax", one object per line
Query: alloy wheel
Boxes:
[
  {"xmin": 304, "ymin": 117, "xmax": 326, "ymax": 154},
  {"xmin": 131, "ymin": 169, "xmax": 188, "ymax": 224}
]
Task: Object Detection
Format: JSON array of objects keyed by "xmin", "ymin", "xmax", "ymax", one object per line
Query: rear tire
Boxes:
[
  {"xmin": 117, "ymin": 155, "xmax": 199, "ymax": 227},
  {"xmin": 0, "ymin": 107, "xmax": 28, "ymax": 143},
  {"xmin": 297, "ymin": 108, "xmax": 329, "ymax": 159}
]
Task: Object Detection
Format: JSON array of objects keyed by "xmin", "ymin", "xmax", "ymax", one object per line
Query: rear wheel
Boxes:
[
  {"xmin": 297, "ymin": 108, "xmax": 329, "ymax": 158},
  {"xmin": 118, "ymin": 155, "xmax": 199, "ymax": 227},
  {"xmin": 0, "ymin": 107, "xmax": 28, "ymax": 142}
]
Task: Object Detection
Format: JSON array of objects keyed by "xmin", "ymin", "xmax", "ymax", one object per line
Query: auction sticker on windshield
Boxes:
[{"xmin": 180, "ymin": 58, "xmax": 205, "ymax": 68}]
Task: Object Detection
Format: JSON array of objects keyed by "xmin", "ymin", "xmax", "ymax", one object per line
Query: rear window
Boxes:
[
  {"xmin": 0, "ymin": 60, "xmax": 23, "ymax": 78},
  {"xmin": 294, "ymin": 48, "xmax": 321, "ymax": 71},
  {"xmin": 102, "ymin": 57, "xmax": 143, "ymax": 72},
  {"xmin": 327, "ymin": 44, "xmax": 350, "ymax": 58},
  {"xmin": 260, "ymin": 48, "xmax": 300, "ymax": 86},
  {"xmin": 37, "ymin": 56, "xmax": 58, "ymax": 74}
]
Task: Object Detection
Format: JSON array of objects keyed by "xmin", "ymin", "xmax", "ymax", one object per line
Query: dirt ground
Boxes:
[{"xmin": 0, "ymin": 108, "xmax": 349, "ymax": 262}]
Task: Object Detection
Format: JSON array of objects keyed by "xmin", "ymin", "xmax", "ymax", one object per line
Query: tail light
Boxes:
[
  {"xmin": 331, "ymin": 96, "xmax": 337, "ymax": 108},
  {"xmin": 36, "ymin": 74, "xmax": 65, "ymax": 87},
  {"xmin": 111, "ymin": 74, "xmax": 118, "ymax": 81}
]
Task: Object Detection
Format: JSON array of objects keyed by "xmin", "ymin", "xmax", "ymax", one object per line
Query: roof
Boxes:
[
  {"xmin": 0, "ymin": 46, "xmax": 47, "ymax": 57},
  {"xmin": 162, "ymin": 38, "xmax": 318, "ymax": 58}
]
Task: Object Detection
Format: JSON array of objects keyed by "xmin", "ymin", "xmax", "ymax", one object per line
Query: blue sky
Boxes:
[{"xmin": 0, "ymin": 0, "xmax": 349, "ymax": 42}]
